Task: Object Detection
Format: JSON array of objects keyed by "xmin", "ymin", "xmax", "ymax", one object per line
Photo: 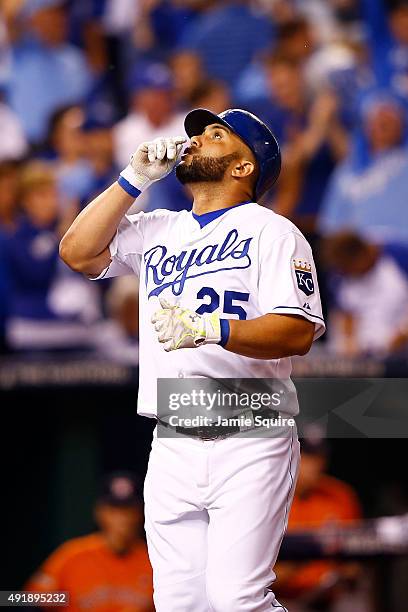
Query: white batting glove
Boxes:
[
  {"xmin": 119, "ymin": 136, "xmax": 186, "ymax": 194},
  {"xmin": 151, "ymin": 298, "xmax": 222, "ymax": 352}
]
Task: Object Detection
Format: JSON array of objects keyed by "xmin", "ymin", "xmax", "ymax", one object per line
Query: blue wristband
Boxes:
[
  {"xmin": 118, "ymin": 176, "xmax": 142, "ymax": 198},
  {"xmin": 219, "ymin": 319, "xmax": 230, "ymax": 347}
]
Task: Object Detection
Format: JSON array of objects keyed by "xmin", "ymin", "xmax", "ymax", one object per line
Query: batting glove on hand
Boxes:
[
  {"xmin": 151, "ymin": 298, "xmax": 221, "ymax": 352},
  {"xmin": 119, "ymin": 136, "xmax": 186, "ymax": 194}
]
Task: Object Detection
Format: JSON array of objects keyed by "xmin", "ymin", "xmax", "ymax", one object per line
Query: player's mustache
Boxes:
[{"xmin": 183, "ymin": 147, "xmax": 198, "ymax": 156}]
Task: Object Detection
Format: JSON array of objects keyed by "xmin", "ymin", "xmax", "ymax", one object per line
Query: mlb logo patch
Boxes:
[{"xmin": 293, "ymin": 259, "xmax": 314, "ymax": 296}]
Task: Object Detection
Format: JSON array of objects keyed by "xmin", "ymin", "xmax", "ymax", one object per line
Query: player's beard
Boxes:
[{"xmin": 176, "ymin": 153, "xmax": 239, "ymax": 185}]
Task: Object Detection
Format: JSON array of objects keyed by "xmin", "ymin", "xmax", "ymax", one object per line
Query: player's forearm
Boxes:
[
  {"xmin": 59, "ymin": 182, "xmax": 134, "ymax": 274},
  {"xmin": 61, "ymin": 136, "xmax": 185, "ymax": 276},
  {"xmin": 224, "ymin": 314, "xmax": 315, "ymax": 360}
]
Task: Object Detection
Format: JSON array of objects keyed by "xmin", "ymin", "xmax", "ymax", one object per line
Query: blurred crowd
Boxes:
[{"xmin": 1, "ymin": 0, "xmax": 408, "ymax": 361}]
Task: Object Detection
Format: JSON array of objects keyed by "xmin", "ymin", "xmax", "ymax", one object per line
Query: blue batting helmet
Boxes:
[{"xmin": 184, "ymin": 108, "xmax": 281, "ymax": 198}]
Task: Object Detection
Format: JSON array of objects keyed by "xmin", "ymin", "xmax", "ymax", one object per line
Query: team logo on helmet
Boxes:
[{"xmin": 293, "ymin": 259, "xmax": 314, "ymax": 296}]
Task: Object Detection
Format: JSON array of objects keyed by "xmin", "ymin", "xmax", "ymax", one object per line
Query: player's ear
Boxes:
[{"xmin": 231, "ymin": 160, "xmax": 256, "ymax": 179}]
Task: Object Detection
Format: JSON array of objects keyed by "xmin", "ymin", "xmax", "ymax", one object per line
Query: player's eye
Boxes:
[{"xmin": 213, "ymin": 131, "xmax": 222, "ymax": 139}]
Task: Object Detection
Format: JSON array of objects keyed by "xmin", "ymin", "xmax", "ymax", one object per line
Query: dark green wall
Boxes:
[{"xmin": 1, "ymin": 385, "xmax": 154, "ymax": 589}]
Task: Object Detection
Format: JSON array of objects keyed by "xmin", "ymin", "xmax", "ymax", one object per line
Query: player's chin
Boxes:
[{"xmin": 175, "ymin": 160, "xmax": 193, "ymax": 180}]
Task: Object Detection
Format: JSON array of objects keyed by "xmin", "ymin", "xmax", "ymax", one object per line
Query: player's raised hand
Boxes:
[
  {"xmin": 119, "ymin": 136, "xmax": 186, "ymax": 194},
  {"xmin": 151, "ymin": 301, "xmax": 221, "ymax": 351}
]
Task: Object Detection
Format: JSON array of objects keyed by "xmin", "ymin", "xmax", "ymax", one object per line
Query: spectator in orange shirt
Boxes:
[
  {"xmin": 275, "ymin": 429, "xmax": 371, "ymax": 611},
  {"xmin": 26, "ymin": 472, "xmax": 153, "ymax": 612}
]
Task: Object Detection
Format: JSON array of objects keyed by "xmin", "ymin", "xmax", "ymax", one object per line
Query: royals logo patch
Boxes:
[{"xmin": 293, "ymin": 259, "xmax": 314, "ymax": 296}]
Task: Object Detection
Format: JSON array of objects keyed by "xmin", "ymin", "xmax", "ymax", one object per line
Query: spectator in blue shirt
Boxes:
[
  {"xmin": 179, "ymin": 0, "xmax": 272, "ymax": 88},
  {"xmin": 0, "ymin": 160, "xmax": 21, "ymax": 350},
  {"xmin": 7, "ymin": 0, "xmax": 93, "ymax": 144},
  {"xmin": 4, "ymin": 161, "xmax": 100, "ymax": 351},
  {"xmin": 132, "ymin": 0, "xmax": 199, "ymax": 60},
  {"xmin": 319, "ymin": 91, "xmax": 408, "ymax": 245},
  {"xmin": 362, "ymin": 0, "xmax": 408, "ymax": 100},
  {"xmin": 4, "ymin": 160, "xmax": 63, "ymax": 350}
]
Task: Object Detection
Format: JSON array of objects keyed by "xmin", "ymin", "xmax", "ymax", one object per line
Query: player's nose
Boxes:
[{"xmin": 190, "ymin": 135, "xmax": 202, "ymax": 148}]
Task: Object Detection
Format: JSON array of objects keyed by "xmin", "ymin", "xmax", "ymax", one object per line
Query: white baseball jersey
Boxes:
[{"xmin": 94, "ymin": 201, "xmax": 325, "ymax": 417}]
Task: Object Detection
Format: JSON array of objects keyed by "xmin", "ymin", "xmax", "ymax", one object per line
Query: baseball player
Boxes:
[{"xmin": 61, "ymin": 108, "xmax": 325, "ymax": 611}]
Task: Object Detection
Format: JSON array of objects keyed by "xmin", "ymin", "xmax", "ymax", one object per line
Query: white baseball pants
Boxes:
[{"xmin": 144, "ymin": 428, "xmax": 299, "ymax": 612}]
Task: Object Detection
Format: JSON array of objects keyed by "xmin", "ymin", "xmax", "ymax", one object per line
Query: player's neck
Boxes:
[{"xmin": 191, "ymin": 184, "xmax": 252, "ymax": 216}]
